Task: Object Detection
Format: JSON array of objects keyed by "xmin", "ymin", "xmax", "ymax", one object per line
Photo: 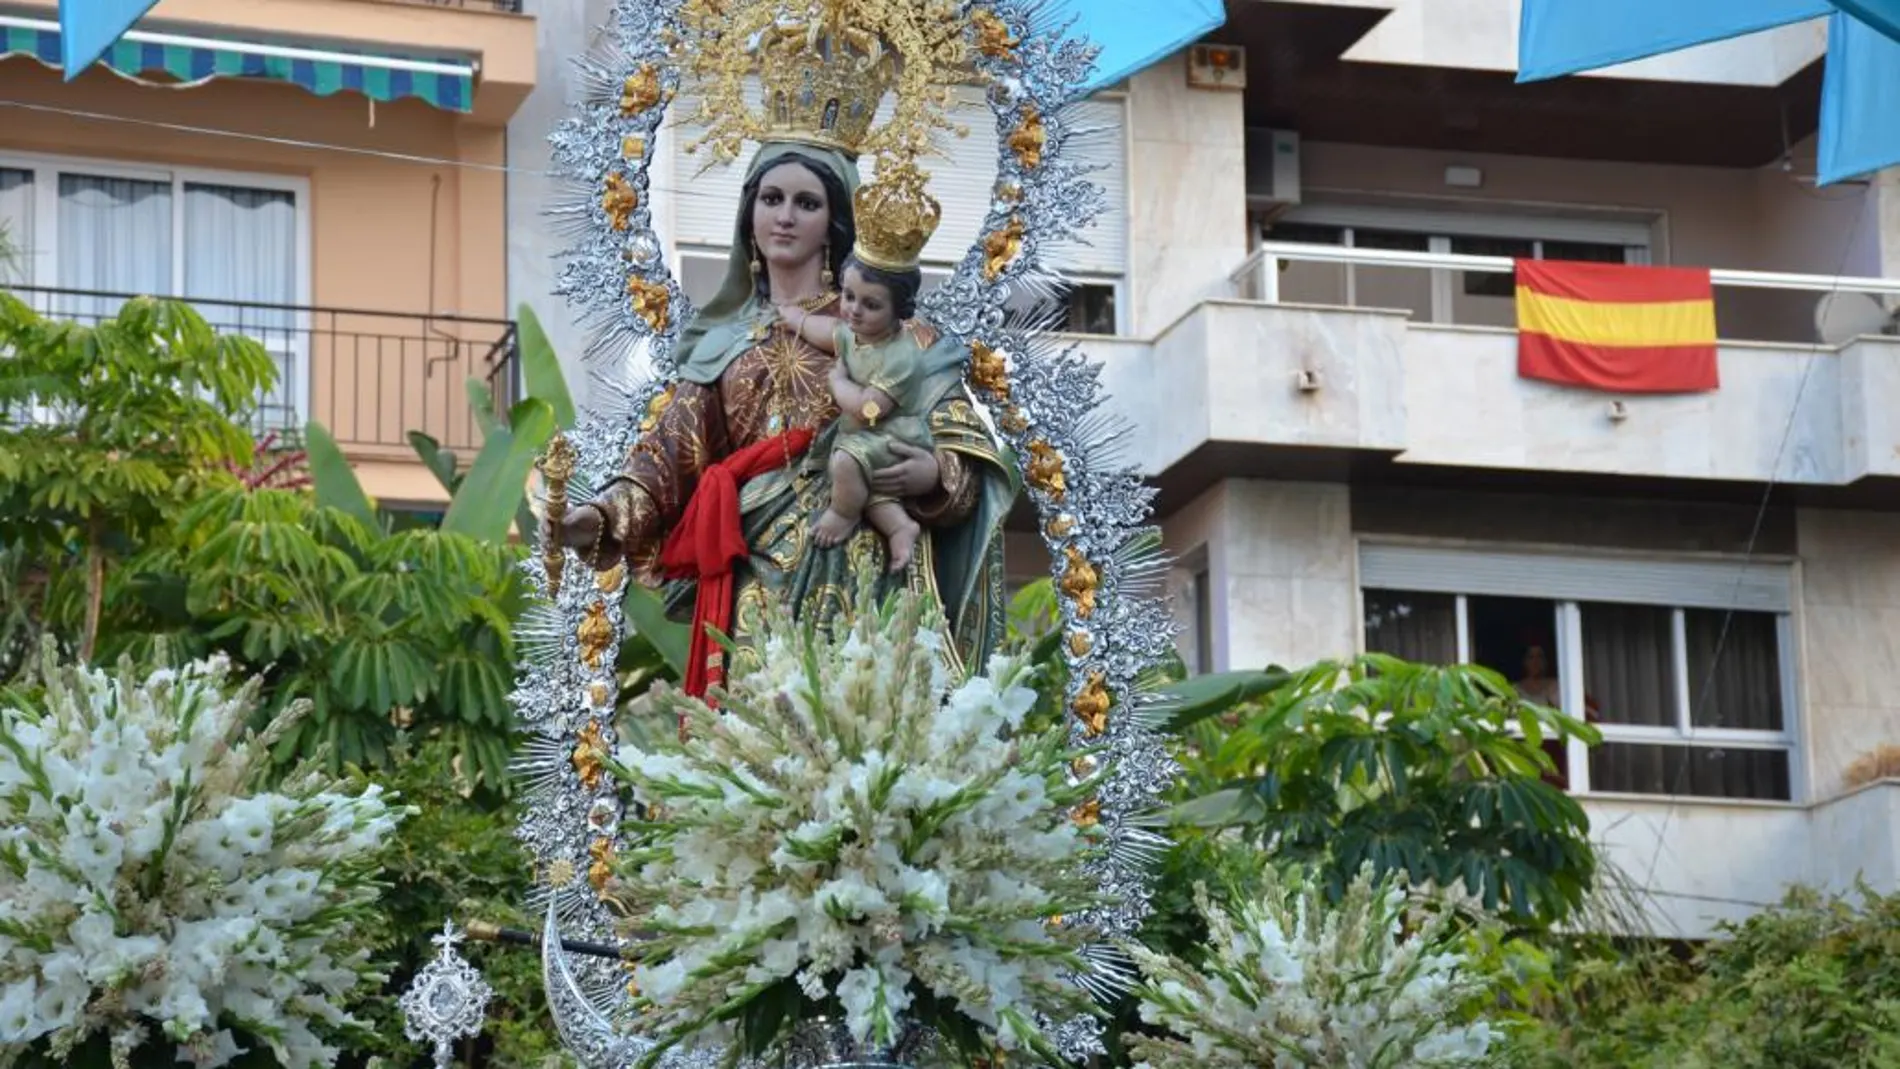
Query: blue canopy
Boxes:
[
  {"xmin": 57, "ymin": 0, "xmax": 157, "ymax": 77},
  {"xmin": 1044, "ymin": 0, "xmax": 1227, "ymax": 92},
  {"xmin": 1518, "ymin": 0, "xmax": 1900, "ymax": 184}
]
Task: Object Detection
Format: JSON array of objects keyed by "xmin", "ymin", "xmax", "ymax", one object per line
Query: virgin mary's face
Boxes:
[{"xmin": 751, "ymin": 162, "xmax": 831, "ymax": 274}]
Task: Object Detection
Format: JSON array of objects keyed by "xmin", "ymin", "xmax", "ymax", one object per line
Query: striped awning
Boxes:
[{"xmin": 0, "ymin": 15, "xmax": 475, "ymax": 112}]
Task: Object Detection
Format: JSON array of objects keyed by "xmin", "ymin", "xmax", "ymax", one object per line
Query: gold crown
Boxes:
[
  {"xmin": 759, "ymin": 29, "xmax": 896, "ymax": 157},
  {"xmin": 676, "ymin": 0, "xmax": 970, "ymax": 164},
  {"xmin": 852, "ymin": 157, "xmax": 941, "ymax": 271}
]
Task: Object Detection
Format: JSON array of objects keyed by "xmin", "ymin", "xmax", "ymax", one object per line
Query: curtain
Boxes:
[
  {"xmin": 1584, "ymin": 602, "xmax": 1790, "ymax": 800},
  {"xmin": 184, "ymin": 183, "xmax": 298, "ymax": 430},
  {"xmin": 1591, "ymin": 742, "xmax": 1790, "ymax": 801},
  {"xmin": 1363, "ymin": 590, "xmax": 1459, "ymax": 664},
  {"xmin": 0, "ymin": 169, "xmax": 32, "ymax": 286},
  {"xmin": 1581, "ymin": 601, "xmax": 1675, "ymax": 727},
  {"xmin": 57, "ymin": 174, "xmax": 172, "ymax": 323},
  {"xmin": 1686, "ymin": 608, "xmax": 1783, "ymax": 732}
]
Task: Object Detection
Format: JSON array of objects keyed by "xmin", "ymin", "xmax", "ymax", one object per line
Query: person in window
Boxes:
[
  {"xmin": 1514, "ymin": 639, "xmax": 1562, "ymax": 708},
  {"xmin": 1513, "ymin": 633, "xmax": 1598, "ymax": 790}
]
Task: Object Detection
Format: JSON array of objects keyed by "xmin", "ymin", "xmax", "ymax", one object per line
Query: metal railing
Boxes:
[
  {"xmin": 1229, "ymin": 242, "xmax": 1900, "ymax": 341},
  {"xmin": 4, "ymin": 286, "xmax": 519, "ymax": 452},
  {"xmin": 388, "ymin": 0, "xmax": 525, "ymax": 12}
]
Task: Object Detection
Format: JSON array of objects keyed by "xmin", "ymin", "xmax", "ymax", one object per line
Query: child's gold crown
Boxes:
[{"xmin": 851, "ymin": 157, "xmax": 941, "ymax": 272}]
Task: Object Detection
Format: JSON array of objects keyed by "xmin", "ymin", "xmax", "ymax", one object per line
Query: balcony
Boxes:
[
  {"xmin": 1093, "ymin": 244, "xmax": 1900, "ymax": 500},
  {"xmin": 6, "ymin": 285, "xmax": 519, "ymax": 458},
  {"xmin": 1585, "ymin": 778, "xmax": 1900, "ymax": 938}
]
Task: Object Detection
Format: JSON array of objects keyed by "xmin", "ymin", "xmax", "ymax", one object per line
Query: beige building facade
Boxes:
[{"xmin": 0, "ymin": 0, "xmax": 537, "ymax": 506}]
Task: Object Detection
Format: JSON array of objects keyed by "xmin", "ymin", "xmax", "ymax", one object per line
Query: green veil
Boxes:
[{"xmin": 676, "ymin": 141, "xmax": 861, "ymax": 386}]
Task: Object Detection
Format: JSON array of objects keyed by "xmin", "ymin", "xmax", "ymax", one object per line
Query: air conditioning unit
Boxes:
[{"xmin": 1245, "ymin": 128, "xmax": 1301, "ymax": 217}]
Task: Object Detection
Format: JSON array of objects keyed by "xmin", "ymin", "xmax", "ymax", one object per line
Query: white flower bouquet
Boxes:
[
  {"xmin": 1125, "ymin": 867, "xmax": 1498, "ymax": 1069},
  {"xmin": 606, "ymin": 592, "xmax": 1102, "ymax": 1065},
  {"xmin": 0, "ymin": 651, "xmax": 405, "ymax": 1069}
]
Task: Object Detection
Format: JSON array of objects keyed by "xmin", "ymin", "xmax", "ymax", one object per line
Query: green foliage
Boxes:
[
  {"xmin": 0, "ymin": 294, "xmax": 275, "ymax": 660},
  {"xmin": 1168, "ymin": 654, "xmax": 1601, "ymax": 928},
  {"xmin": 0, "ymin": 294, "xmax": 272, "ymax": 542},
  {"xmin": 305, "ymin": 420, "xmax": 378, "ymax": 527},
  {"xmin": 1507, "ymin": 885, "xmax": 1900, "ymax": 1069},
  {"xmin": 94, "ymin": 487, "xmax": 527, "ymax": 790},
  {"xmin": 342, "ymin": 736, "xmax": 575, "ymax": 1069},
  {"xmin": 515, "ymin": 304, "xmax": 577, "ymax": 431},
  {"xmin": 308, "ymin": 304, "xmax": 574, "ymax": 546},
  {"xmin": 442, "ymin": 397, "xmax": 557, "ymax": 544}
]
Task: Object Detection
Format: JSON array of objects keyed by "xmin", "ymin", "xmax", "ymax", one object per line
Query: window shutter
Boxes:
[
  {"xmin": 1357, "ymin": 543, "xmax": 1793, "ymax": 614},
  {"xmin": 667, "ymin": 108, "xmax": 751, "ymax": 250},
  {"xmin": 1047, "ymin": 96, "xmax": 1126, "ymax": 277},
  {"xmin": 663, "ymin": 86, "xmax": 1127, "ymax": 279}
]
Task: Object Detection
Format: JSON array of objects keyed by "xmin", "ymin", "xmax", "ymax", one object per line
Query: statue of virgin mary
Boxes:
[{"xmin": 552, "ymin": 65, "xmax": 1018, "ymax": 694}]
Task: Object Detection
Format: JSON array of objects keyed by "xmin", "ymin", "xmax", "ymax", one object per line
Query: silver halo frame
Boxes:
[{"xmin": 514, "ymin": 1, "xmax": 1181, "ymax": 1062}]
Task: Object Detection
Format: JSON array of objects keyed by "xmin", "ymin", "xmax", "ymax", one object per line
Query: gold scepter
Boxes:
[{"xmin": 537, "ymin": 434, "xmax": 579, "ymax": 600}]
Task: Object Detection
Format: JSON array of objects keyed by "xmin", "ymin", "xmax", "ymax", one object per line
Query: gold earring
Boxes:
[
  {"xmin": 750, "ymin": 245, "xmax": 762, "ymax": 277},
  {"xmin": 821, "ymin": 244, "xmax": 835, "ymax": 289}
]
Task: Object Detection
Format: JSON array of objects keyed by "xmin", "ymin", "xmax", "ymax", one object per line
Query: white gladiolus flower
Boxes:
[
  {"xmin": 608, "ymin": 592, "xmax": 1100, "ymax": 1060},
  {"xmin": 0, "ymin": 653, "xmax": 402, "ymax": 1069},
  {"xmin": 1126, "ymin": 867, "xmax": 1500, "ymax": 1069}
]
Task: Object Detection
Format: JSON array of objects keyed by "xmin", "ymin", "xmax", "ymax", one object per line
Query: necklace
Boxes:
[
  {"xmin": 750, "ymin": 289, "xmax": 837, "ymax": 342},
  {"xmin": 785, "ymin": 289, "xmax": 835, "ymax": 312}
]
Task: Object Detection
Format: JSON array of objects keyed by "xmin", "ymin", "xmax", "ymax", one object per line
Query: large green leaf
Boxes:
[
  {"xmin": 515, "ymin": 304, "xmax": 577, "ymax": 430},
  {"xmin": 440, "ymin": 398, "xmax": 555, "ymax": 544},
  {"xmin": 1156, "ymin": 668, "xmax": 1293, "ymax": 730},
  {"xmin": 304, "ymin": 421, "xmax": 377, "ymax": 527},
  {"xmin": 621, "ymin": 581, "xmax": 690, "ymax": 680},
  {"xmin": 408, "ymin": 431, "xmax": 462, "ymax": 496},
  {"xmin": 466, "ymin": 377, "xmax": 501, "ymax": 441}
]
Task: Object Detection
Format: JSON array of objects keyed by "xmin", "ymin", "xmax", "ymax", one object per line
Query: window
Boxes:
[
  {"xmin": 0, "ymin": 155, "xmax": 308, "ymax": 431},
  {"xmin": 1359, "ymin": 544, "xmax": 1798, "ymax": 802},
  {"xmin": 1192, "ymin": 567, "xmax": 1214, "ymax": 675},
  {"xmin": 1262, "ymin": 206, "xmax": 1651, "ymax": 327},
  {"xmin": 1454, "ymin": 235, "xmax": 1627, "ymax": 298}
]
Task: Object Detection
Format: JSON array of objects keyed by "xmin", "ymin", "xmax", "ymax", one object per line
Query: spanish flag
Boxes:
[{"xmin": 1515, "ymin": 260, "xmax": 1719, "ymax": 393}]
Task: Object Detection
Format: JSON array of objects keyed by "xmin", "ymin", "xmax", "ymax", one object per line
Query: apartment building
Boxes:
[
  {"xmin": 1104, "ymin": 0, "xmax": 1899, "ymax": 939},
  {"xmin": 0, "ymin": 0, "xmax": 537, "ymax": 506},
  {"xmin": 513, "ymin": 0, "xmax": 1899, "ymax": 937}
]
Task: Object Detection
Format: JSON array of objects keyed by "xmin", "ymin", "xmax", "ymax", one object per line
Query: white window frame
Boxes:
[
  {"xmin": 1354, "ymin": 541, "xmax": 1805, "ymax": 803},
  {"xmin": 1266, "ymin": 204, "xmax": 1654, "ymax": 324},
  {"xmin": 0, "ymin": 150, "xmax": 313, "ymax": 427}
]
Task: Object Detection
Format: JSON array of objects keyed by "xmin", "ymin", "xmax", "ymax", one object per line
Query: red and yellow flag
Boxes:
[{"xmin": 1514, "ymin": 260, "xmax": 1719, "ymax": 393}]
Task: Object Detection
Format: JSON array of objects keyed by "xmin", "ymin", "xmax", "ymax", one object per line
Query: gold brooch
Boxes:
[
  {"xmin": 602, "ymin": 172, "xmax": 639, "ymax": 232},
  {"xmin": 1072, "ymin": 671, "xmax": 1110, "ymax": 737},
  {"xmin": 982, "ymin": 216, "xmax": 1025, "ymax": 281},
  {"xmin": 1060, "ymin": 546, "xmax": 1099, "ymax": 620},
  {"xmin": 1025, "ymin": 439, "xmax": 1067, "ymax": 502}
]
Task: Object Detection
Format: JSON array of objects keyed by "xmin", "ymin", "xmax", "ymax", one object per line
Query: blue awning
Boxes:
[{"xmin": 1, "ymin": 14, "xmax": 476, "ymax": 112}]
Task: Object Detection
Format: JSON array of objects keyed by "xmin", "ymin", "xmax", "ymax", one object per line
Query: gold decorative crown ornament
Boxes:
[
  {"xmin": 758, "ymin": 30, "xmax": 895, "ymax": 156},
  {"xmin": 851, "ymin": 156, "xmax": 942, "ymax": 271},
  {"xmin": 676, "ymin": 0, "xmax": 972, "ymax": 163}
]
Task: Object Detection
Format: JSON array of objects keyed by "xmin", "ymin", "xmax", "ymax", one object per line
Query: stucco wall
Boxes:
[
  {"xmin": 1126, "ymin": 55, "xmax": 1250, "ymax": 336},
  {"xmin": 1159, "ymin": 480, "xmax": 1357, "ymax": 672},
  {"xmin": 1795, "ymin": 508, "xmax": 1900, "ymax": 796},
  {"xmin": 0, "ymin": 58, "xmax": 509, "ymax": 498}
]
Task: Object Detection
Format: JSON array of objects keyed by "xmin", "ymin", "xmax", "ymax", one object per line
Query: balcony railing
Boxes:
[
  {"xmin": 4, "ymin": 286, "xmax": 519, "ymax": 453},
  {"xmin": 1230, "ymin": 242, "xmax": 1900, "ymax": 345},
  {"xmin": 385, "ymin": 0, "xmax": 524, "ymax": 13}
]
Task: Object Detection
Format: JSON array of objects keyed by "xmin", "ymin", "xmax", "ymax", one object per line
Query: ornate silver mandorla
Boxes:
[{"xmin": 540, "ymin": 891, "xmax": 929, "ymax": 1069}]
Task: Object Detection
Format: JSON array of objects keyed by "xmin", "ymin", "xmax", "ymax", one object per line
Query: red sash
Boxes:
[{"xmin": 658, "ymin": 429, "xmax": 815, "ymax": 716}]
